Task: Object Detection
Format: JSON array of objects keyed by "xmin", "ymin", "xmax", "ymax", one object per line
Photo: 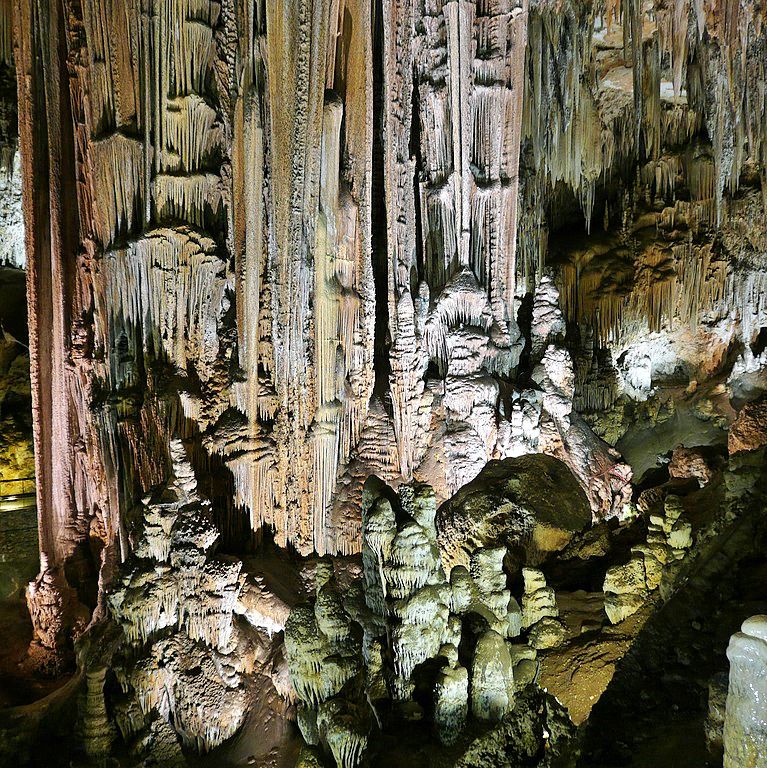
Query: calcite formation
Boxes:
[
  {"xmin": 285, "ymin": 481, "xmax": 542, "ymax": 765},
  {"xmin": 101, "ymin": 440, "xmax": 289, "ymax": 757},
  {"xmin": 0, "ymin": 29, "xmax": 22, "ymax": 268},
  {"xmin": 434, "ymin": 651, "xmax": 470, "ymax": 745},
  {"xmin": 603, "ymin": 493, "xmax": 692, "ymax": 623},
  {"xmin": 9, "ymin": 0, "xmax": 646, "ymax": 661},
  {"xmin": 470, "ymin": 630, "xmax": 516, "ymax": 722},
  {"xmin": 724, "ymin": 616, "xmax": 767, "ymax": 768},
  {"xmin": 521, "ymin": 567, "xmax": 566, "ymax": 649},
  {"xmin": 2, "ymin": 0, "xmax": 767, "ymax": 764},
  {"xmin": 78, "ymin": 665, "xmax": 116, "ymax": 761}
]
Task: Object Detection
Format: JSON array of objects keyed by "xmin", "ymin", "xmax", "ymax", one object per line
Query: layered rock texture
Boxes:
[{"xmin": 1, "ymin": 0, "xmax": 767, "ymax": 766}]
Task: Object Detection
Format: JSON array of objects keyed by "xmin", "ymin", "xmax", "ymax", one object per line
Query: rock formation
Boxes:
[
  {"xmin": 603, "ymin": 493, "xmax": 693, "ymax": 623},
  {"xmin": 1, "ymin": 0, "xmax": 767, "ymax": 765},
  {"xmin": 724, "ymin": 616, "xmax": 767, "ymax": 768},
  {"xmin": 284, "ymin": 479, "xmax": 558, "ymax": 766}
]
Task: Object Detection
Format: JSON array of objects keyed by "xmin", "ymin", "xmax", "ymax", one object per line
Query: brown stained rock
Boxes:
[
  {"xmin": 668, "ymin": 445, "xmax": 713, "ymax": 487},
  {"xmin": 729, "ymin": 398, "xmax": 767, "ymax": 455},
  {"xmin": 538, "ymin": 614, "xmax": 644, "ymax": 725}
]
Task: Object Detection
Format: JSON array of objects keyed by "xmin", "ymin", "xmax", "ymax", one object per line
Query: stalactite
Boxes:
[
  {"xmin": 14, "ymin": 2, "xmax": 767, "ymax": 741},
  {"xmin": 97, "ymin": 228, "xmax": 226, "ymax": 381},
  {"xmin": 557, "ymin": 196, "xmax": 762, "ymax": 348},
  {"xmin": 90, "ymin": 134, "xmax": 144, "ymax": 247},
  {"xmin": 161, "ymin": 95, "xmax": 221, "ymax": 174}
]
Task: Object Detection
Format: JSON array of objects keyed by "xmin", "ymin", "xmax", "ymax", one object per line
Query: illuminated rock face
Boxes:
[
  {"xmin": 436, "ymin": 454, "xmax": 592, "ymax": 571},
  {"xmin": 17, "ymin": 0, "xmax": 767, "ymax": 643},
  {"xmin": 5, "ymin": 0, "xmax": 767, "ymax": 764},
  {"xmin": 724, "ymin": 616, "xmax": 767, "ymax": 768},
  {"xmin": 104, "ymin": 440, "xmax": 279, "ymax": 754}
]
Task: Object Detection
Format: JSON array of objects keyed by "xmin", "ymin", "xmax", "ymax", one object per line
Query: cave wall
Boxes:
[{"xmin": 5, "ymin": 0, "xmax": 767, "ymax": 659}]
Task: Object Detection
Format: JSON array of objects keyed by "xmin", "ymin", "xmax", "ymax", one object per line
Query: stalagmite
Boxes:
[
  {"xmin": 317, "ymin": 698, "xmax": 370, "ymax": 768},
  {"xmin": 521, "ymin": 568, "xmax": 558, "ymax": 629},
  {"xmin": 604, "ymin": 494, "xmax": 693, "ymax": 623},
  {"xmin": 80, "ymin": 665, "xmax": 116, "ymax": 761},
  {"xmin": 521, "ymin": 567, "xmax": 566, "ymax": 650},
  {"xmin": 724, "ymin": 616, "xmax": 767, "ymax": 768},
  {"xmin": 434, "ymin": 651, "xmax": 469, "ymax": 745},
  {"xmin": 470, "ymin": 630, "xmax": 515, "ymax": 722}
]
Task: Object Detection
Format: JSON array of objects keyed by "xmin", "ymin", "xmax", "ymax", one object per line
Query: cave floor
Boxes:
[{"xmin": 0, "ymin": 597, "xmax": 66, "ymax": 707}]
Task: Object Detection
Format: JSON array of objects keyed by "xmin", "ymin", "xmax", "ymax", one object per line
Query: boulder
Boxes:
[
  {"xmin": 436, "ymin": 455, "xmax": 591, "ymax": 570},
  {"xmin": 729, "ymin": 397, "xmax": 767, "ymax": 455}
]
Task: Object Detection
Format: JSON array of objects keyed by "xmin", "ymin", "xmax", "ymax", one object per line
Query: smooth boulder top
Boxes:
[{"xmin": 436, "ymin": 454, "xmax": 591, "ymax": 569}]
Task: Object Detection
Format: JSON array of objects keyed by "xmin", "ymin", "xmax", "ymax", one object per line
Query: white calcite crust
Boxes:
[{"xmin": 724, "ymin": 615, "xmax": 767, "ymax": 768}]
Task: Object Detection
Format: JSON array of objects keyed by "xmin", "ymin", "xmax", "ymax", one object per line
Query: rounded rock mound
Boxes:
[{"xmin": 436, "ymin": 454, "xmax": 591, "ymax": 571}]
